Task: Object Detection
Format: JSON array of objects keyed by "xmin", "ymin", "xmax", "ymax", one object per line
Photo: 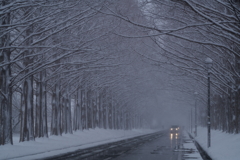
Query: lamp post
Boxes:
[
  {"xmin": 205, "ymin": 57, "xmax": 213, "ymax": 148},
  {"xmin": 194, "ymin": 91, "xmax": 198, "ymax": 137},
  {"xmin": 191, "ymin": 107, "xmax": 192, "ymax": 133}
]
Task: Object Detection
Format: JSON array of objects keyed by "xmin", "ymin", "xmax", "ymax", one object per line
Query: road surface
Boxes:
[{"xmin": 111, "ymin": 130, "xmax": 182, "ymax": 160}]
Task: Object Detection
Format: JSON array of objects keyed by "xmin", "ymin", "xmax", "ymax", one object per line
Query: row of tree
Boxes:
[
  {"xmin": 111, "ymin": 0, "xmax": 239, "ymax": 134},
  {"xmin": 1, "ymin": 0, "xmax": 240, "ymax": 146},
  {"xmin": 0, "ymin": 0, "xmax": 150, "ymax": 145},
  {"xmin": 137, "ymin": 0, "xmax": 240, "ymax": 134}
]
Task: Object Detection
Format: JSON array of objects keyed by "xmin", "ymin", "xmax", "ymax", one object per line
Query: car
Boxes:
[
  {"xmin": 170, "ymin": 125, "xmax": 180, "ymax": 139},
  {"xmin": 170, "ymin": 125, "xmax": 180, "ymax": 133}
]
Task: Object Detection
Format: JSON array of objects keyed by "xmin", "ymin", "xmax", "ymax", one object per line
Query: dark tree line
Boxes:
[
  {"xmin": 0, "ymin": 0, "xmax": 147, "ymax": 145},
  {"xmin": 109, "ymin": 0, "xmax": 240, "ymax": 134},
  {"xmin": 140, "ymin": 0, "xmax": 240, "ymax": 134}
]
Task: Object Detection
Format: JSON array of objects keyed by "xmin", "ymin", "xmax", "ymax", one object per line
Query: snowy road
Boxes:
[
  {"xmin": 40, "ymin": 131, "xmax": 163, "ymax": 160},
  {"xmin": 112, "ymin": 131, "xmax": 182, "ymax": 160},
  {"xmin": 44, "ymin": 130, "xmax": 182, "ymax": 160}
]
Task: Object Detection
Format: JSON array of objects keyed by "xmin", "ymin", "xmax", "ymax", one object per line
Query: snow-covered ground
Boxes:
[
  {"xmin": 1, "ymin": 127, "xmax": 239, "ymax": 160},
  {"xmin": 0, "ymin": 129, "xmax": 157, "ymax": 160},
  {"xmin": 192, "ymin": 127, "xmax": 240, "ymax": 160},
  {"xmin": 182, "ymin": 131, "xmax": 203, "ymax": 160}
]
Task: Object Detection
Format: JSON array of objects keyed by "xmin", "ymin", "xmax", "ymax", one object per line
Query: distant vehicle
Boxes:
[
  {"xmin": 170, "ymin": 125, "xmax": 180, "ymax": 139},
  {"xmin": 170, "ymin": 125, "xmax": 180, "ymax": 134}
]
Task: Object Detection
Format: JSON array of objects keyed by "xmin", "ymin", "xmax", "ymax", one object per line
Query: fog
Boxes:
[{"xmin": 2, "ymin": 0, "xmax": 238, "ymax": 146}]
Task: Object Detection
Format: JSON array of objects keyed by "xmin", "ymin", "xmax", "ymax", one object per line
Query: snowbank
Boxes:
[
  {"xmin": 182, "ymin": 131, "xmax": 203, "ymax": 160},
  {"xmin": 0, "ymin": 128, "xmax": 157, "ymax": 160},
  {"xmin": 193, "ymin": 127, "xmax": 240, "ymax": 160}
]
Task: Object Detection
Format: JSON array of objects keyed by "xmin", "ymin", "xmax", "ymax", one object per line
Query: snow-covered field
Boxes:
[
  {"xmin": 0, "ymin": 129, "xmax": 157, "ymax": 160},
  {"xmin": 194, "ymin": 127, "xmax": 240, "ymax": 160}
]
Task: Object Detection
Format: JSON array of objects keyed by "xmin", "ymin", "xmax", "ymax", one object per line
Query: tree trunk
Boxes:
[
  {"xmin": 0, "ymin": 0, "xmax": 12, "ymax": 145},
  {"xmin": 234, "ymin": 50, "xmax": 240, "ymax": 134},
  {"xmin": 73, "ymin": 94, "xmax": 77, "ymax": 131},
  {"xmin": 20, "ymin": 76, "xmax": 34, "ymax": 142},
  {"xmin": 106, "ymin": 100, "xmax": 109, "ymax": 129},
  {"xmin": 0, "ymin": 52, "xmax": 12, "ymax": 145},
  {"xmin": 63, "ymin": 96, "xmax": 67, "ymax": 134},
  {"xmin": 42, "ymin": 70, "xmax": 48, "ymax": 137},
  {"xmin": 75, "ymin": 88, "xmax": 82, "ymax": 131},
  {"xmin": 111, "ymin": 97, "xmax": 115, "ymax": 130},
  {"xmin": 91, "ymin": 93, "xmax": 95, "ymax": 129},
  {"xmin": 61, "ymin": 96, "xmax": 65, "ymax": 133},
  {"xmin": 19, "ymin": 4, "xmax": 35, "ymax": 141},
  {"xmin": 66, "ymin": 91, "xmax": 72, "ymax": 134},
  {"xmin": 86, "ymin": 89, "xmax": 89, "ymax": 130},
  {"xmin": 51, "ymin": 85, "xmax": 56, "ymax": 135},
  {"xmin": 99, "ymin": 92, "xmax": 104, "ymax": 129},
  {"xmin": 56, "ymin": 82, "xmax": 61, "ymax": 135},
  {"xmin": 81, "ymin": 89, "xmax": 85, "ymax": 130},
  {"xmin": 35, "ymin": 73, "xmax": 41, "ymax": 137},
  {"xmin": 51, "ymin": 81, "xmax": 61, "ymax": 135},
  {"xmin": 61, "ymin": 86, "xmax": 72, "ymax": 134},
  {"xmin": 19, "ymin": 93, "xmax": 24, "ymax": 142},
  {"xmin": 96, "ymin": 91, "xmax": 100, "ymax": 128}
]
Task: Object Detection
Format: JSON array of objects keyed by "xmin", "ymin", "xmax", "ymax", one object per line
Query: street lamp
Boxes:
[
  {"xmin": 191, "ymin": 107, "xmax": 192, "ymax": 133},
  {"xmin": 194, "ymin": 91, "xmax": 198, "ymax": 137},
  {"xmin": 205, "ymin": 57, "xmax": 213, "ymax": 148}
]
